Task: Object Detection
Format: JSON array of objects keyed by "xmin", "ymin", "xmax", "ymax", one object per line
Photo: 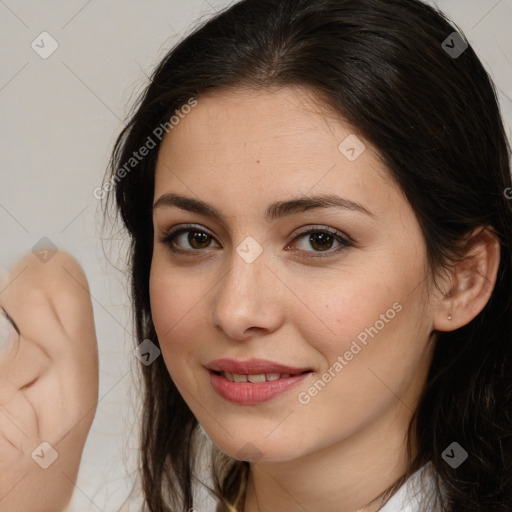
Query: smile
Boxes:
[
  {"xmin": 205, "ymin": 358, "xmax": 313, "ymax": 404},
  {"xmin": 221, "ymin": 371, "xmax": 292, "ymax": 382}
]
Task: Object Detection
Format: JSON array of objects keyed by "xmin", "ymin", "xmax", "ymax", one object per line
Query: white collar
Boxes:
[{"xmin": 378, "ymin": 462, "xmax": 440, "ymax": 512}]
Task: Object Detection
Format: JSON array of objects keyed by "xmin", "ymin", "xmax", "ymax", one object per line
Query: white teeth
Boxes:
[
  {"xmin": 247, "ymin": 373, "xmax": 266, "ymax": 383},
  {"xmin": 221, "ymin": 371, "xmax": 295, "ymax": 382}
]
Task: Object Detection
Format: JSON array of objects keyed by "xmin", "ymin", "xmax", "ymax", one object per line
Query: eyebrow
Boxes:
[{"xmin": 153, "ymin": 193, "xmax": 375, "ymax": 223}]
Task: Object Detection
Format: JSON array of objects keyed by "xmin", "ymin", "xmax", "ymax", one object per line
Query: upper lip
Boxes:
[{"xmin": 205, "ymin": 358, "xmax": 311, "ymax": 375}]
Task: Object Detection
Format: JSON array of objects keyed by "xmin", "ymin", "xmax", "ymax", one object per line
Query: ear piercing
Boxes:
[{"xmin": 447, "ymin": 312, "xmax": 453, "ymax": 320}]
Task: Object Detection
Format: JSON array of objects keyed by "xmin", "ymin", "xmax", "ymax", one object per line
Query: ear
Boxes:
[{"xmin": 432, "ymin": 226, "xmax": 500, "ymax": 332}]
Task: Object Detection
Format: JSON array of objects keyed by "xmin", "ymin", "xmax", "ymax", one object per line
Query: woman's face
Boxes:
[{"xmin": 150, "ymin": 86, "xmax": 438, "ymax": 462}]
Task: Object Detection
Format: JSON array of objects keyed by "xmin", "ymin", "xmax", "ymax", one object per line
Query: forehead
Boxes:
[
  {"xmin": 158, "ymin": 86, "xmax": 351, "ymax": 159},
  {"xmin": 153, "ymin": 86, "xmax": 399, "ymax": 220}
]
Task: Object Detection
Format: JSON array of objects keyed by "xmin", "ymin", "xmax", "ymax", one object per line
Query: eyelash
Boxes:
[{"xmin": 159, "ymin": 224, "xmax": 353, "ymax": 258}]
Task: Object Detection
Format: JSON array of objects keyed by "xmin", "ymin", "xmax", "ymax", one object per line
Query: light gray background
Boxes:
[{"xmin": 0, "ymin": 1, "xmax": 511, "ymax": 511}]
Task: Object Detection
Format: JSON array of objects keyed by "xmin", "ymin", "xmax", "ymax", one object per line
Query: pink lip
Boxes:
[{"xmin": 205, "ymin": 358, "xmax": 312, "ymax": 405}]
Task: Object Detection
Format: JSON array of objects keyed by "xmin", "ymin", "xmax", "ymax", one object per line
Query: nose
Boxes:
[{"xmin": 211, "ymin": 245, "xmax": 285, "ymax": 341}]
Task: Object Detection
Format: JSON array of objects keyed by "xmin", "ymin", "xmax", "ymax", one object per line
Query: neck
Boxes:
[{"xmin": 242, "ymin": 398, "xmax": 418, "ymax": 512}]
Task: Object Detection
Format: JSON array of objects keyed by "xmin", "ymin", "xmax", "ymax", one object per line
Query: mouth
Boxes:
[
  {"xmin": 213, "ymin": 370, "xmax": 305, "ymax": 383},
  {"xmin": 205, "ymin": 357, "xmax": 311, "ymax": 375},
  {"xmin": 205, "ymin": 358, "xmax": 313, "ymax": 404}
]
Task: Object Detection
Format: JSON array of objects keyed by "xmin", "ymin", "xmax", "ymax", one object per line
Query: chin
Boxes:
[{"xmin": 202, "ymin": 427, "xmax": 303, "ymax": 463}]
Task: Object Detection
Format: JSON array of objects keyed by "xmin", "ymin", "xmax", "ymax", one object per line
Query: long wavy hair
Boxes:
[{"xmin": 104, "ymin": 0, "xmax": 512, "ymax": 510}]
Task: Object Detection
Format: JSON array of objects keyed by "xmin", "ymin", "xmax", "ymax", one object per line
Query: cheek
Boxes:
[
  {"xmin": 289, "ymin": 263, "xmax": 426, "ymax": 413},
  {"xmin": 149, "ymin": 260, "xmax": 208, "ymax": 364},
  {"xmin": 288, "ymin": 266, "xmax": 402, "ymax": 357},
  {"xmin": 295, "ymin": 277, "xmax": 428, "ymax": 418}
]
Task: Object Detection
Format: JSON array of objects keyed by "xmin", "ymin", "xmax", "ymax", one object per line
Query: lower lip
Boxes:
[{"xmin": 209, "ymin": 371, "xmax": 311, "ymax": 405}]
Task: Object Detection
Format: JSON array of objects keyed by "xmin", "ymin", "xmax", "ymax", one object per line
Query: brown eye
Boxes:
[
  {"xmin": 290, "ymin": 226, "xmax": 352, "ymax": 255},
  {"xmin": 187, "ymin": 231, "xmax": 211, "ymax": 249},
  {"xmin": 307, "ymin": 232, "xmax": 335, "ymax": 251},
  {"xmin": 160, "ymin": 225, "xmax": 220, "ymax": 253}
]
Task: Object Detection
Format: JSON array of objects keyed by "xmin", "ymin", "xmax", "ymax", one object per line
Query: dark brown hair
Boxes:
[{"xmin": 104, "ymin": 0, "xmax": 512, "ymax": 510}]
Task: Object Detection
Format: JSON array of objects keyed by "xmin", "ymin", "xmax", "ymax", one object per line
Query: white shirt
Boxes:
[{"xmin": 378, "ymin": 462, "xmax": 442, "ymax": 512}]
